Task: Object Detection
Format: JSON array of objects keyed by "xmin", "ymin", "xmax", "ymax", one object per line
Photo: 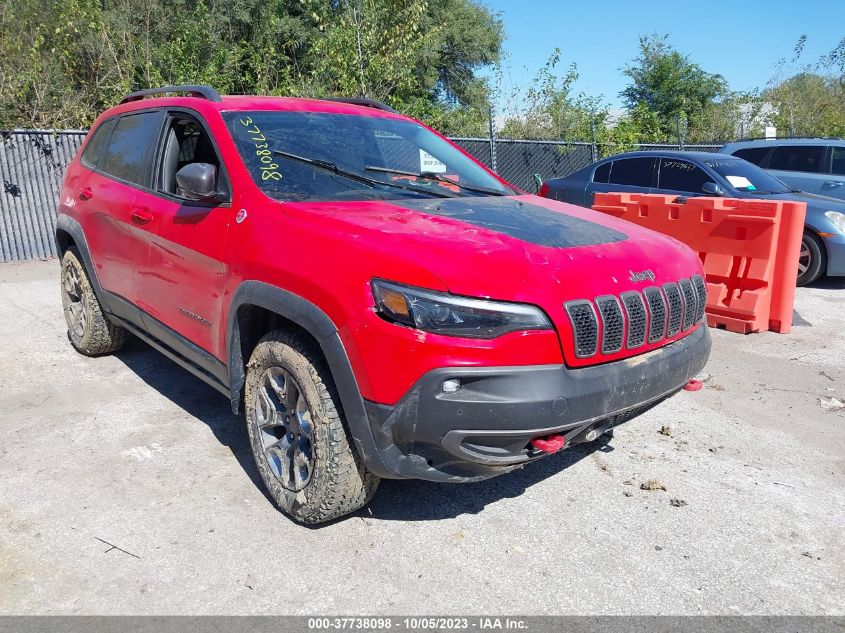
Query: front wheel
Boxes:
[
  {"xmin": 244, "ymin": 330, "xmax": 379, "ymax": 524},
  {"xmin": 797, "ymin": 231, "xmax": 825, "ymax": 287}
]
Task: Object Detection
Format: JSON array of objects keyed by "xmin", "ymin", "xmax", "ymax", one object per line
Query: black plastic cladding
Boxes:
[{"xmin": 564, "ymin": 274, "xmax": 705, "ymax": 360}]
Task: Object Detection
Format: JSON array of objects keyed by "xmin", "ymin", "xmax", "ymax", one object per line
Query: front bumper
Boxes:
[
  {"xmin": 823, "ymin": 231, "xmax": 845, "ymax": 277},
  {"xmin": 364, "ymin": 325, "xmax": 711, "ymax": 482}
]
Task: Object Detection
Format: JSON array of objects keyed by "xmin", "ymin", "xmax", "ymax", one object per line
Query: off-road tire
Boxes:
[
  {"xmin": 245, "ymin": 330, "xmax": 379, "ymax": 524},
  {"xmin": 61, "ymin": 248, "xmax": 127, "ymax": 356},
  {"xmin": 797, "ymin": 230, "xmax": 825, "ymax": 287}
]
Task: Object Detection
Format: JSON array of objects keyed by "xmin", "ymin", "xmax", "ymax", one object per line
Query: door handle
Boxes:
[
  {"xmin": 130, "ymin": 208, "xmax": 153, "ymax": 225},
  {"xmin": 79, "ymin": 187, "xmax": 93, "ymax": 200},
  {"xmin": 823, "ymin": 181, "xmax": 843, "ymax": 189}
]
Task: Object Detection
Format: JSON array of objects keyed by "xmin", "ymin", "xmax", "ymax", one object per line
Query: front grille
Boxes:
[
  {"xmin": 663, "ymin": 283, "xmax": 683, "ymax": 337},
  {"xmin": 596, "ymin": 295, "xmax": 624, "ymax": 354},
  {"xmin": 621, "ymin": 291, "xmax": 647, "ymax": 348},
  {"xmin": 564, "ymin": 300, "xmax": 598, "ymax": 358},
  {"xmin": 679, "ymin": 278, "xmax": 697, "ymax": 330},
  {"xmin": 564, "ymin": 274, "xmax": 707, "ymax": 361},
  {"xmin": 643, "ymin": 287, "xmax": 667, "ymax": 343},
  {"xmin": 692, "ymin": 274, "xmax": 707, "ymax": 323}
]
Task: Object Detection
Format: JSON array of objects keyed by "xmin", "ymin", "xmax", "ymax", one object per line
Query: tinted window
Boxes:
[
  {"xmin": 769, "ymin": 145, "xmax": 825, "ymax": 173},
  {"xmin": 593, "ymin": 162, "xmax": 610, "ymax": 183},
  {"xmin": 159, "ymin": 115, "xmax": 228, "ymax": 199},
  {"xmin": 657, "ymin": 158, "xmax": 710, "ymax": 193},
  {"xmin": 704, "ymin": 159, "xmax": 790, "ymax": 194},
  {"xmin": 101, "ymin": 112, "xmax": 161, "ymax": 185},
  {"xmin": 831, "ymin": 147, "xmax": 845, "ymax": 176},
  {"xmin": 222, "ymin": 111, "xmax": 513, "ymax": 201},
  {"xmin": 81, "ymin": 118, "xmax": 115, "ymax": 169},
  {"xmin": 608, "ymin": 158, "xmax": 654, "ymax": 187},
  {"xmin": 732, "ymin": 147, "xmax": 770, "ymax": 166}
]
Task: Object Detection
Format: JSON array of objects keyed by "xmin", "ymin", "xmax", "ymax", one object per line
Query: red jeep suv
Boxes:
[{"xmin": 57, "ymin": 85, "xmax": 711, "ymax": 523}]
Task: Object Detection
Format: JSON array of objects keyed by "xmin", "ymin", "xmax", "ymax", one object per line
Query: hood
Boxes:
[
  {"xmin": 756, "ymin": 190, "xmax": 845, "ymax": 211},
  {"xmin": 283, "ymin": 194, "xmax": 704, "ymax": 366}
]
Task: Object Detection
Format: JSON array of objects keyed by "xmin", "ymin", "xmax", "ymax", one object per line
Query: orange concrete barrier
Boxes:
[{"xmin": 592, "ymin": 193, "xmax": 807, "ymax": 334}]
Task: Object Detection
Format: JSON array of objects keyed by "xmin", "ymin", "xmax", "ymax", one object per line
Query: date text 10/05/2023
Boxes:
[{"xmin": 307, "ymin": 617, "xmax": 529, "ymax": 630}]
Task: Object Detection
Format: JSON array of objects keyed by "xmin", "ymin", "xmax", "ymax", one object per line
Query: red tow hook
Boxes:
[
  {"xmin": 530, "ymin": 434, "xmax": 565, "ymax": 453},
  {"xmin": 684, "ymin": 379, "xmax": 704, "ymax": 392}
]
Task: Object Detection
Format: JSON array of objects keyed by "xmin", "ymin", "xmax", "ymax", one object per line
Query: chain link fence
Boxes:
[{"xmin": 0, "ymin": 129, "xmax": 726, "ymax": 262}]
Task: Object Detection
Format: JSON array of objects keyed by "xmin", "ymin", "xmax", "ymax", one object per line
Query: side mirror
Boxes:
[
  {"xmin": 702, "ymin": 181, "xmax": 725, "ymax": 196},
  {"xmin": 175, "ymin": 163, "xmax": 218, "ymax": 200}
]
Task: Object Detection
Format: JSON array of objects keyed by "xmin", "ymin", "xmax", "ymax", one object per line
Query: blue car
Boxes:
[
  {"xmin": 720, "ymin": 138, "xmax": 845, "ymax": 201},
  {"xmin": 540, "ymin": 151, "xmax": 845, "ymax": 286}
]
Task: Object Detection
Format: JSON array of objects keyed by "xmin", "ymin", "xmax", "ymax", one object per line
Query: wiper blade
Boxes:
[
  {"xmin": 365, "ymin": 165, "xmax": 507, "ymax": 196},
  {"xmin": 272, "ymin": 150, "xmax": 451, "ymax": 198}
]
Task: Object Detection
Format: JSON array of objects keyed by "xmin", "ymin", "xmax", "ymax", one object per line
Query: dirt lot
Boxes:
[{"xmin": 0, "ymin": 259, "xmax": 842, "ymax": 615}]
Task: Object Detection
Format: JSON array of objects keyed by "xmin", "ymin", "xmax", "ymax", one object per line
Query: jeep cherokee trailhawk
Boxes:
[{"xmin": 57, "ymin": 85, "xmax": 711, "ymax": 523}]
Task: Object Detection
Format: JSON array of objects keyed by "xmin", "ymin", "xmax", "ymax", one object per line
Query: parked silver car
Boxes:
[{"xmin": 720, "ymin": 138, "xmax": 845, "ymax": 201}]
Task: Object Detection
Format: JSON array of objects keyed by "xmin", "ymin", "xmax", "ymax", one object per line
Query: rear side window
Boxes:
[
  {"xmin": 769, "ymin": 145, "xmax": 825, "ymax": 173},
  {"xmin": 831, "ymin": 147, "xmax": 845, "ymax": 176},
  {"xmin": 101, "ymin": 111, "xmax": 162, "ymax": 185},
  {"xmin": 80, "ymin": 118, "xmax": 116, "ymax": 169},
  {"xmin": 732, "ymin": 147, "xmax": 770, "ymax": 166},
  {"xmin": 657, "ymin": 158, "xmax": 710, "ymax": 193},
  {"xmin": 593, "ymin": 162, "xmax": 611, "ymax": 183},
  {"xmin": 608, "ymin": 158, "xmax": 654, "ymax": 187}
]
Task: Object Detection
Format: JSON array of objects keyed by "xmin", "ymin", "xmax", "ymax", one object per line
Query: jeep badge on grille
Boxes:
[{"xmin": 629, "ymin": 269, "xmax": 656, "ymax": 283}]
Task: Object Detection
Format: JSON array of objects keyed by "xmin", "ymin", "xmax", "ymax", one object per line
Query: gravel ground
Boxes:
[{"xmin": 0, "ymin": 259, "xmax": 842, "ymax": 615}]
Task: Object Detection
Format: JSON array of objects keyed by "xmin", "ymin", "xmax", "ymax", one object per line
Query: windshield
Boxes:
[
  {"xmin": 222, "ymin": 111, "xmax": 513, "ymax": 201},
  {"xmin": 703, "ymin": 159, "xmax": 791, "ymax": 194}
]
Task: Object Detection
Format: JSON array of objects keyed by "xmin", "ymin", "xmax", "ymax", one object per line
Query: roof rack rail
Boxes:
[
  {"xmin": 734, "ymin": 135, "xmax": 844, "ymax": 142},
  {"xmin": 120, "ymin": 85, "xmax": 222, "ymax": 105},
  {"xmin": 322, "ymin": 97, "xmax": 397, "ymax": 113}
]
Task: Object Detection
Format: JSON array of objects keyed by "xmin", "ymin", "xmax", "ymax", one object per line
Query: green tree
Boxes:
[{"xmin": 620, "ymin": 33, "xmax": 728, "ymax": 139}]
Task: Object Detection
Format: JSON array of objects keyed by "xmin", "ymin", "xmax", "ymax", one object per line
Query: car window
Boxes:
[
  {"xmin": 831, "ymin": 147, "xmax": 845, "ymax": 176},
  {"xmin": 222, "ymin": 111, "xmax": 513, "ymax": 201},
  {"xmin": 768, "ymin": 145, "xmax": 825, "ymax": 173},
  {"xmin": 101, "ymin": 111, "xmax": 162, "ymax": 185},
  {"xmin": 704, "ymin": 159, "xmax": 790, "ymax": 194},
  {"xmin": 593, "ymin": 162, "xmax": 611, "ymax": 183},
  {"xmin": 732, "ymin": 147, "xmax": 770, "ymax": 166},
  {"xmin": 158, "ymin": 114, "xmax": 229, "ymax": 200},
  {"xmin": 81, "ymin": 118, "xmax": 116, "ymax": 170},
  {"xmin": 657, "ymin": 158, "xmax": 710, "ymax": 193},
  {"xmin": 607, "ymin": 158, "xmax": 654, "ymax": 187}
]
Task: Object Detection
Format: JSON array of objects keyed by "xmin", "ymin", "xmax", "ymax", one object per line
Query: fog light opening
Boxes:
[{"xmin": 442, "ymin": 378, "xmax": 461, "ymax": 394}]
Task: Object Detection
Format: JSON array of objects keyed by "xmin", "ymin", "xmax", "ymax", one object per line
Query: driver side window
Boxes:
[{"xmin": 159, "ymin": 114, "xmax": 229, "ymax": 201}]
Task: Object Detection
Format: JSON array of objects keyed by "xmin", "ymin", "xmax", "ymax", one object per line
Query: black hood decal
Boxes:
[{"xmin": 397, "ymin": 196, "xmax": 628, "ymax": 248}]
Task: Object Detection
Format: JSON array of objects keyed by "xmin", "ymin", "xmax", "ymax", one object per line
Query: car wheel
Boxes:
[
  {"xmin": 797, "ymin": 231, "xmax": 825, "ymax": 287},
  {"xmin": 244, "ymin": 330, "xmax": 379, "ymax": 524},
  {"xmin": 61, "ymin": 248, "xmax": 127, "ymax": 356}
]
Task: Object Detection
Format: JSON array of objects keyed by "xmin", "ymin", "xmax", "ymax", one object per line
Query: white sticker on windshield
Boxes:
[
  {"xmin": 420, "ymin": 149, "xmax": 447, "ymax": 173},
  {"xmin": 725, "ymin": 175, "xmax": 756, "ymax": 190}
]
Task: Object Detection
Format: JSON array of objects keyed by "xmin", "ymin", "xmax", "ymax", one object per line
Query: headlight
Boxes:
[
  {"xmin": 371, "ymin": 279, "xmax": 552, "ymax": 339},
  {"xmin": 824, "ymin": 211, "xmax": 845, "ymax": 234}
]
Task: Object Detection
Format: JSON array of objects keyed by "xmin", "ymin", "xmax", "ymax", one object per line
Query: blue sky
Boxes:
[{"xmin": 482, "ymin": 0, "xmax": 844, "ymax": 113}]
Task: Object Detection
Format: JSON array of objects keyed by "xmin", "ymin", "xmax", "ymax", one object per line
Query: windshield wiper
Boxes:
[
  {"xmin": 272, "ymin": 150, "xmax": 452, "ymax": 198},
  {"xmin": 364, "ymin": 165, "xmax": 507, "ymax": 196}
]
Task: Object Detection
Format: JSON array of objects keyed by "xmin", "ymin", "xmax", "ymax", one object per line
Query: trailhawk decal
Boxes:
[{"xmin": 398, "ymin": 197, "xmax": 628, "ymax": 248}]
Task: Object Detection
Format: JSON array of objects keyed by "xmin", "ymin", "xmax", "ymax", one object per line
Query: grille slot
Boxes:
[
  {"xmin": 679, "ymin": 278, "xmax": 697, "ymax": 330},
  {"xmin": 663, "ymin": 283, "xmax": 683, "ymax": 336},
  {"xmin": 643, "ymin": 287, "xmax": 666, "ymax": 343},
  {"xmin": 621, "ymin": 291, "xmax": 647, "ymax": 349},
  {"xmin": 692, "ymin": 275, "xmax": 707, "ymax": 323},
  {"xmin": 596, "ymin": 295, "xmax": 625, "ymax": 354},
  {"xmin": 564, "ymin": 300, "xmax": 598, "ymax": 358}
]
